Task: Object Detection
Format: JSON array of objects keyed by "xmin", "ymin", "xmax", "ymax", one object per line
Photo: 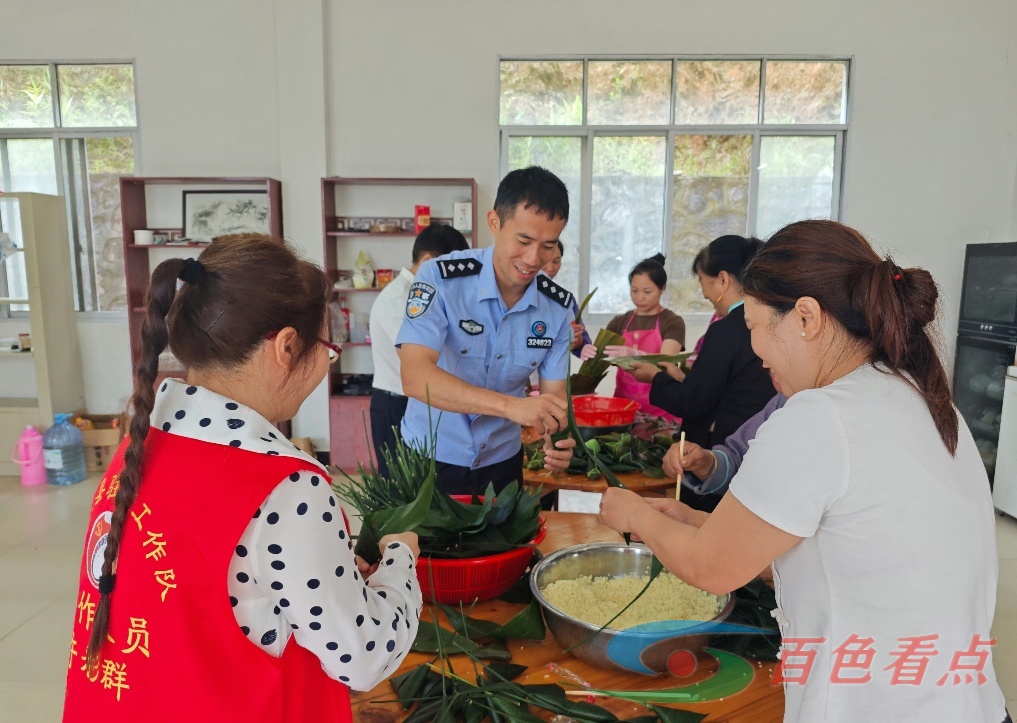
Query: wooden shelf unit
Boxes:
[
  {"xmin": 321, "ymin": 177, "xmax": 477, "ymax": 470},
  {"xmin": 0, "ymin": 193, "xmax": 86, "ymax": 475},
  {"xmin": 119, "ymin": 177, "xmax": 291, "ymax": 439},
  {"xmin": 120, "ymin": 176, "xmax": 283, "ymax": 378}
]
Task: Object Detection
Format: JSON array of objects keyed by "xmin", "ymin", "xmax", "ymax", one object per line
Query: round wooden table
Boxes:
[
  {"xmin": 350, "ymin": 512, "xmax": 784, "ymax": 722},
  {"xmin": 523, "ymin": 467, "xmax": 678, "ymax": 495}
]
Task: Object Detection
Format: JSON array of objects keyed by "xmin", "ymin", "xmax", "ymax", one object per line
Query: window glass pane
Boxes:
[
  {"xmin": 590, "ymin": 136, "xmax": 666, "ymax": 314},
  {"xmin": 86, "ymin": 137, "xmax": 133, "ymax": 310},
  {"xmin": 670, "ymin": 135, "xmax": 751, "ymax": 312},
  {"xmin": 0, "ymin": 196, "xmax": 29, "ymax": 311},
  {"xmin": 58, "ymin": 64, "xmax": 137, "ymax": 127},
  {"xmin": 0, "ymin": 65, "xmax": 54, "ymax": 129},
  {"xmin": 3, "ymin": 139, "xmax": 58, "ymax": 194},
  {"xmin": 507, "ymin": 136, "xmax": 582, "ymax": 296},
  {"xmin": 500, "ymin": 61, "xmax": 582, "ymax": 125},
  {"xmin": 756, "ymin": 136, "xmax": 836, "ymax": 239},
  {"xmin": 587, "ymin": 61, "xmax": 671, "ymax": 125},
  {"xmin": 675, "ymin": 61, "xmax": 760, "ymax": 125},
  {"xmin": 764, "ymin": 61, "xmax": 846, "ymax": 124}
]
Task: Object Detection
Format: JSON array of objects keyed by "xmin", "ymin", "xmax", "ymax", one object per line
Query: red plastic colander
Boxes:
[
  {"xmin": 416, "ymin": 498, "xmax": 546, "ymax": 604},
  {"xmin": 572, "ymin": 395, "xmax": 641, "ymax": 427}
]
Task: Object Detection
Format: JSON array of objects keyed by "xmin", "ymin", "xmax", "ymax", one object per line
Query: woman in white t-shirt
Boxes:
[{"xmin": 598, "ymin": 220, "xmax": 1007, "ymax": 723}]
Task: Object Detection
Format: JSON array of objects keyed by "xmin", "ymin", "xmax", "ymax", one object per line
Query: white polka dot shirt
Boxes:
[{"xmin": 151, "ymin": 379, "xmax": 422, "ymax": 690}]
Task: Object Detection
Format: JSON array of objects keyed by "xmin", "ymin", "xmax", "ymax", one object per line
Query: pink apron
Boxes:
[{"xmin": 613, "ymin": 309, "xmax": 682, "ymax": 422}]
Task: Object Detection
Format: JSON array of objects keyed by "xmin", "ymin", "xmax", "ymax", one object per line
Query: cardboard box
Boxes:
[
  {"xmin": 290, "ymin": 437, "xmax": 315, "ymax": 458},
  {"xmin": 76, "ymin": 413, "xmax": 127, "ymax": 472},
  {"xmin": 453, "ymin": 202, "xmax": 472, "ymax": 233}
]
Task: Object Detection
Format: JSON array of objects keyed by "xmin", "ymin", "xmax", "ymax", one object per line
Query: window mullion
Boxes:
[
  {"xmin": 0, "ymin": 140, "xmax": 9, "ymax": 317},
  {"xmin": 832, "ymin": 131, "xmax": 845, "ymax": 220},
  {"xmin": 0, "ymin": 138, "xmax": 11, "ymax": 190},
  {"xmin": 578, "ymin": 128, "xmax": 594, "ymax": 306},
  {"xmin": 748, "ymin": 131, "xmax": 761, "ymax": 237},
  {"xmin": 50, "ymin": 63, "xmax": 61, "ymax": 128},
  {"xmin": 581, "ymin": 59, "xmax": 588, "ymax": 126},
  {"xmin": 662, "ymin": 129, "xmax": 675, "ymax": 259}
]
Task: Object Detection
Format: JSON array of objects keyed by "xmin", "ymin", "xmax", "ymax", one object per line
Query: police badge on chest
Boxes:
[{"xmin": 527, "ymin": 320, "xmax": 552, "ymax": 348}]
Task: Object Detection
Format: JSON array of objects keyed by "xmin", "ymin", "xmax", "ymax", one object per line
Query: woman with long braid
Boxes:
[{"xmin": 62, "ymin": 235, "xmax": 420, "ymax": 722}]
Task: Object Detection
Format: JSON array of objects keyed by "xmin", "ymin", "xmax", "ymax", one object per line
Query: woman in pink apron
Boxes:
[{"xmin": 580, "ymin": 254, "xmax": 685, "ymax": 422}]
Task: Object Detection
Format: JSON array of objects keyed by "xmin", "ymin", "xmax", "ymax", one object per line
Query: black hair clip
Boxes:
[
  {"xmin": 179, "ymin": 257, "xmax": 207, "ymax": 285},
  {"xmin": 98, "ymin": 573, "xmax": 116, "ymax": 595}
]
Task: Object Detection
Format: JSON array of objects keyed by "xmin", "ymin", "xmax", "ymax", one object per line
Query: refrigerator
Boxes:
[
  {"xmin": 992, "ymin": 369, "xmax": 1017, "ymax": 516},
  {"xmin": 954, "ymin": 242, "xmax": 1017, "ymax": 488}
]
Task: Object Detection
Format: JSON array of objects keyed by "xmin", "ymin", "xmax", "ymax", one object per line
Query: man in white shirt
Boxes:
[{"xmin": 369, "ymin": 224, "xmax": 469, "ymax": 477}]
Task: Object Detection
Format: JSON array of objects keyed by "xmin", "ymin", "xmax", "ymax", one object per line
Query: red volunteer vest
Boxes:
[{"xmin": 62, "ymin": 430, "xmax": 352, "ymax": 723}]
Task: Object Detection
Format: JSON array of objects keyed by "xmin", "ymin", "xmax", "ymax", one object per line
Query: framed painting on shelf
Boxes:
[{"xmin": 182, "ymin": 190, "xmax": 269, "ymax": 243}]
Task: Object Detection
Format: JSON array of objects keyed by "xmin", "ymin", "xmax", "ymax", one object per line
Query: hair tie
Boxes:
[
  {"xmin": 893, "ymin": 273, "xmax": 902, "ymax": 281},
  {"xmin": 179, "ymin": 258, "xmax": 207, "ymax": 285},
  {"xmin": 98, "ymin": 573, "xmax": 116, "ymax": 595}
]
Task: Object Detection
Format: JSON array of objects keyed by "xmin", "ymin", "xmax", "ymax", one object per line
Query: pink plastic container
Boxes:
[{"xmin": 12, "ymin": 425, "xmax": 46, "ymax": 486}]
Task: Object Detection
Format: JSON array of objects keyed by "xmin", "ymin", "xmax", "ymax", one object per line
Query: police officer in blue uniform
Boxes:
[{"xmin": 396, "ymin": 166, "xmax": 577, "ymax": 495}]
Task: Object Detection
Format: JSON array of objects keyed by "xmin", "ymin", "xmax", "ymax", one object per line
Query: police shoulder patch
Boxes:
[
  {"xmin": 405, "ymin": 281, "xmax": 437, "ymax": 319},
  {"xmin": 537, "ymin": 276, "xmax": 574, "ymax": 309},
  {"xmin": 437, "ymin": 258, "xmax": 483, "ymax": 279}
]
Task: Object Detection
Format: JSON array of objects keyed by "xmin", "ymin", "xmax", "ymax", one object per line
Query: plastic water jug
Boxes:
[
  {"xmin": 42, "ymin": 413, "xmax": 87, "ymax": 485},
  {"xmin": 12, "ymin": 425, "xmax": 46, "ymax": 487}
]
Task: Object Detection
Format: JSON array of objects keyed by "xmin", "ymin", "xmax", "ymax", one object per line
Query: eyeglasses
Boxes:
[{"xmin": 265, "ymin": 331, "xmax": 341, "ymax": 363}]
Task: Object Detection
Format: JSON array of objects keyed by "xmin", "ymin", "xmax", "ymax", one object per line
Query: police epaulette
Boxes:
[
  {"xmin": 437, "ymin": 258, "xmax": 483, "ymax": 279},
  {"xmin": 537, "ymin": 276, "xmax": 574, "ymax": 308}
]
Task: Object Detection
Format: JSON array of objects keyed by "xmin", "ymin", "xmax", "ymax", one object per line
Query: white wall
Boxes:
[
  {"xmin": 0, "ymin": 0, "xmax": 334, "ymax": 444},
  {"xmin": 328, "ymin": 0, "xmax": 1017, "ymax": 366},
  {"xmin": 3, "ymin": 0, "xmax": 1017, "ymax": 450}
]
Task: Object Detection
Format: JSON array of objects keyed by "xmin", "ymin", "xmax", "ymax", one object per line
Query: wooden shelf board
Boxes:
[
  {"xmin": 121, "ymin": 176, "xmax": 276, "ymax": 186},
  {"xmin": 327, "ymin": 231, "xmax": 415, "ymax": 238},
  {"xmin": 323, "ymin": 177, "xmax": 475, "ymax": 187},
  {"xmin": 0, "ymin": 397, "xmax": 40, "ymax": 410},
  {"xmin": 332, "ymin": 287, "xmax": 380, "ymax": 294},
  {"xmin": 126, "ymin": 243, "xmax": 211, "ymax": 249}
]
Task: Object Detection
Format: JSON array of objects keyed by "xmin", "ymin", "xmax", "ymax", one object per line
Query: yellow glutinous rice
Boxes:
[{"xmin": 541, "ymin": 572, "xmax": 721, "ymax": 629}]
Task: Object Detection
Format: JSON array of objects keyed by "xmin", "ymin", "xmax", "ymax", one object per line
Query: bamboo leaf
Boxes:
[
  {"xmin": 485, "ymin": 598, "xmax": 546, "ymax": 640},
  {"xmin": 437, "ymin": 598, "xmax": 546, "ymax": 641},
  {"xmin": 648, "ymin": 706, "xmax": 708, "ymax": 723},
  {"xmin": 609, "ymin": 351, "xmax": 693, "ymax": 371},
  {"xmin": 518, "ymin": 684, "xmax": 621, "ymax": 721},
  {"xmin": 391, "ymin": 664, "xmax": 443, "ymax": 710},
  {"xmin": 473, "ymin": 638, "xmax": 513, "ymax": 661},
  {"xmin": 483, "ymin": 662, "xmax": 528, "ymax": 683},
  {"xmin": 575, "ymin": 286, "xmax": 597, "ymax": 323},
  {"xmin": 411, "ymin": 623, "xmax": 481, "ymax": 655}
]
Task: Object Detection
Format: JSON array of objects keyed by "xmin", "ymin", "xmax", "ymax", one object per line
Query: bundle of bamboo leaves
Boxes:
[
  {"xmin": 570, "ymin": 327, "xmax": 626, "ymax": 394},
  {"xmin": 608, "ymin": 351, "xmax": 693, "ymax": 371},
  {"xmin": 334, "ymin": 431, "xmax": 541, "ymax": 564}
]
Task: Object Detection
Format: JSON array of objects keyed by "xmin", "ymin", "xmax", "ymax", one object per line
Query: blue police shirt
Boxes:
[{"xmin": 395, "ymin": 246, "xmax": 575, "ymax": 469}]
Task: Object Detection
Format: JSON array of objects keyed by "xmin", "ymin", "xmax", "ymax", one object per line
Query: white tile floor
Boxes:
[{"xmin": 3, "ymin": 471, "xmax": 1017, "ymax": 720}]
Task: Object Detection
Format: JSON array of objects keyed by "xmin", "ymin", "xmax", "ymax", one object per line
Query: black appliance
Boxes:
[{"xmin": 954, "ymin": 242, "xmax": 1017, "ymax": 485}]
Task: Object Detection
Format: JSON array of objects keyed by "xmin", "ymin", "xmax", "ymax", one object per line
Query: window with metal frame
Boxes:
[
  {"xmin": 499, "ymin": 56, "xmax": 849, "ymax": 319},
  {"xmin": 0, "ymin": 62, "xmax": 138, "ymax": 315}
]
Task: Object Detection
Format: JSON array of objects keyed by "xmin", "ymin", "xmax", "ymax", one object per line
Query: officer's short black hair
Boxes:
[
  {"xmin": 493, "ymin": 166, "xmax": 569, "ymax": 224},
  {"xmin": 411, "ymin": 224, "xmax": 470, "ymax": 264}
]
